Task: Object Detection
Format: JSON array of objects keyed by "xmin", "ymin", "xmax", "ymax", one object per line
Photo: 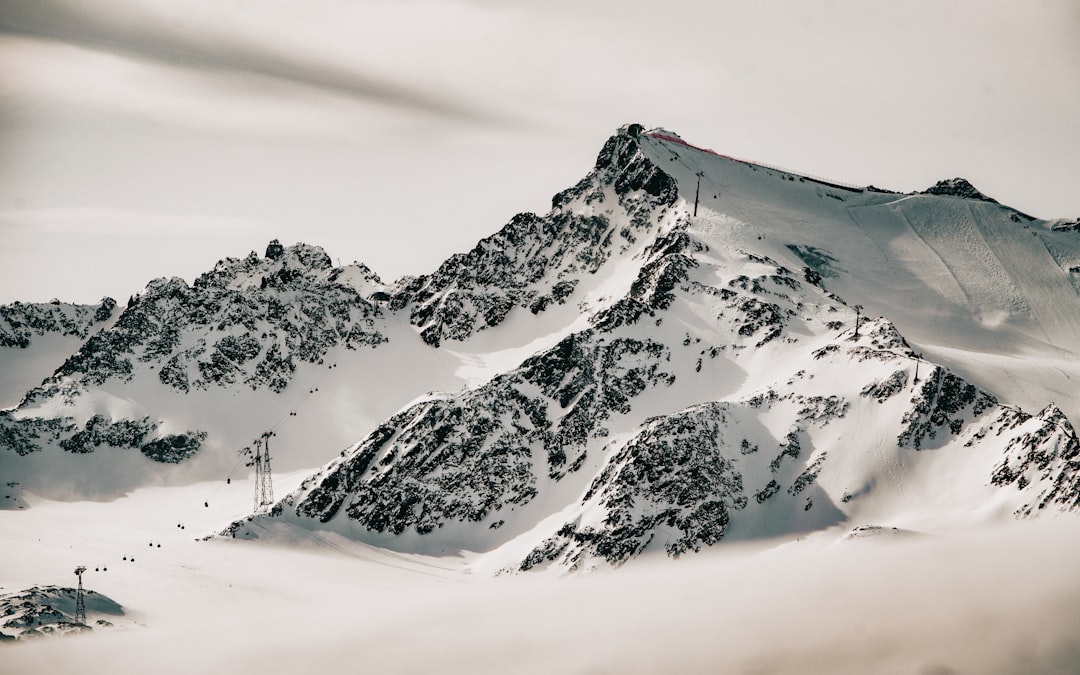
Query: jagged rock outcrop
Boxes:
[
  {"xmin": 2, "ymin": 241, "xmax": 390, "ymax": 464},
  {"xmin": 38, "ymin": 240, "xmax": 386, "ymax": 397},
  {"xmin": 0, "ymin": 298, "xmax": 116, "ymax": 349},
  {"xmin": 275, "ymin": 329, "xmax": 677, "ymax": 534},
  {"xmin": 989, "ymin": 404, "xmax": 1080, "ymax": 515},
  {"xmin": 897, "ymin": 366, "xmax": 998, "ymax": 450},
  {"xmin": 520, "ymin": 402, "xmax": 749, "ymax": 570},
  {"xmin": 391, "ymin": 128, "xmax": 679, "ymax": 346},
  {"xmin": 0, "ymin": 585, "xmax": 124, "ymax": 640},
  {"xmin": 922, "ymin": 177, "xmax": 998, "ymax": 203}
]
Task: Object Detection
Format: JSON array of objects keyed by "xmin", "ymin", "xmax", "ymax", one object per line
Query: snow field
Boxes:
[{"xmin": 4, "ymin": 480, "xmax": 1080, "ymax": 674}]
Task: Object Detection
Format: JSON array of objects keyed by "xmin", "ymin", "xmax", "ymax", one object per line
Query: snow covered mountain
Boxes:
[
  {"xmin": 2, "ymin": 240, "xmax": 547, "ymax": 496},
  {"xmin": 224, "ymin": 125, "xmax": 1080, "ymax": 571},
  {"xmin": 4, "ymin": 124, "xmax": 1080, "ymax": 572},
  {"xmin": 0, "ymin": 585, "xmax": 125, "ymax": 640},
  {"xmin": 0, "ymin": 298, "xmax": 117, "ymax": 408},
  {"xmin": 0, "ymin": 127, "xmax": 683, "ymax": 499}
]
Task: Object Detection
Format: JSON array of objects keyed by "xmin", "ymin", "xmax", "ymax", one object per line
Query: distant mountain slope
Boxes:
[
  {"xmin": 0, "ymin": 241, "xmax": 440, "ymax": 497},
  {"xmin": 0, "ymin": 298, "xmax": 116, "ymax": 408}
]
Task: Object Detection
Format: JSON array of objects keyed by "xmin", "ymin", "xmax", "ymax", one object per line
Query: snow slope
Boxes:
[{"xmin": 637, "ymin": 130, "xmax": 1080, "ymax": 418}]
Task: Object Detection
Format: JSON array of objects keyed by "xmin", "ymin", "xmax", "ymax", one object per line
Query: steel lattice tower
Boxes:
[
  {"xmin": 254, "ymin": 432, "xmax": 274, "ymax": 513},
  {"xmin": 693, "ymin": 171, "xmax": 704, "ymax": 216},
  {"xmin": 74, "ymin": 566, "xmax": 86, "ymax": 625}
]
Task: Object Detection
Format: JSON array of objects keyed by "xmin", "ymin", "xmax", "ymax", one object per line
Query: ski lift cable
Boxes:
[
  {"xmin": 264, "ymin": 332, "xmax": 353, "ymax": 436},
  {"xmin": 178, "ymin": 332, "xmax": 355, "ymax": 528},
  {"xmin": 144, "ymin": 315, "xmax": 367, "ymax": 546},
  {"xmin": 165, "ymin": 455, "xmax": 247, "ymax": 541},
  {"xmin": 430, "ymin": 341, "xmax": 461, "ymax": 385},
  {"xmin": 177, "ymin": 296, "xmax": 394, "ymax": 537}
]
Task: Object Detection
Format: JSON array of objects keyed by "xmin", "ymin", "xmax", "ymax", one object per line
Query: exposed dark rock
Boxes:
[
  {"xmin": 140, "ymin": 432, "xmax": 207, "ymax": 463},
  {"xmin": 273, "ymin": 330, "xmax": 676, "ymax": 536},
  {"xmin": 396, "ymin": 132, "xmax": 678, "ymax": 347},
  {"xmin": 0, "ymin": 298, "xmax": 116, "ymax": 349},
  {"xmin": 28, "ymin": 244, "xmax": 384, "ymax": 395},
  {"xmin": 523, "ymin": 402, "xmax": 747, "ymax": 568},
  {"xmin": 922, "ymin": 178, "xmax": 998, "ymax": 203},
  {"xmin": 265, "ymin": 239, "xmax": 286, "ymax": 259},
  {"xmin": 58, "ymin": 415, "xmax": 158, "ymax": 454},
  {"xmin": 897, "ymin": 367, "xmax": 997, "ymax": 449},
  {"xmin": 861, "ymin": 370, "xmax": 909, "ymax": 403},
  {"xmin": 990, "ymin": 404, "xmax": 1080, "ymax": 515}
]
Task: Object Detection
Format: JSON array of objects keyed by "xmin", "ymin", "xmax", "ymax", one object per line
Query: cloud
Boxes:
[
  {"xmin": 0, "ymin": 0, "xmax": 494, "ymax": 124},
  {"xmin": 4, "ymin": 519, "xmax": 1080, "ymax": 674}
]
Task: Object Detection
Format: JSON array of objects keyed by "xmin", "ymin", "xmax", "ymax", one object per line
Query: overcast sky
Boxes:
[{"xmin": 1, "ymin": 0, "xmax": 1078, "ymax": 303}]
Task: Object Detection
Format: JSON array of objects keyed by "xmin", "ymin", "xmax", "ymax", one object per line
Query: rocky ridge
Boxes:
[
  {"xmin": 41, "ymin": 240, "xmax": 387, "ymax": 397},
  {"xmin": 390, "ymin": 130, "xmax": 679, "ymax": 347},
  {"xmin": 1, "ymin": 240, "xmax": 391, "ymax": 467},
  {"xmin": 0, "ymin": 298, "xmax": 116, "ymax": 350},
  {"xmin": 922, "ymin": 177, "xmax": 999, "ymax": 203}
]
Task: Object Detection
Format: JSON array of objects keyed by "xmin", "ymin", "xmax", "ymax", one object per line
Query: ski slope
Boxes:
[{"xmin": 638, "ymin": 131, "xmax": 1080, "ymax": 420}]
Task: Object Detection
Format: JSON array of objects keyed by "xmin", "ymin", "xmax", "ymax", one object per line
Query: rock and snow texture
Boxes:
[
  {"xmin": 0, "ymin": 239, "xmax": 457, "ymax": 498},
  {"xmin": 390, "ymin": 130, "xmax": 678, "ymax": 348},
  {"xmin": 921, "ymin": 177, "xmax": 1000, "ymax": 204},
  {"xmin": 5, "ymin": 123, "xmax": 1080, "ymax": 571},
  {"xmin": 0, "ymin": 585, "xmax": 124, "ymax": 641}
]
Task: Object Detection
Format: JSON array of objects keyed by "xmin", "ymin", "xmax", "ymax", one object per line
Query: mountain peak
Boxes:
[
  {"xmin": 395, "ymin": 126, "xmax": 681, "ymax": 347},
  {"xmin": 265, "ymin": 239, "xmax": 286, "ymax": 260},
  {"xmin": 275, "ymin": 241, "xmax": 333, "ymax": 270},
  {"xmin": 259, "ymin": 240, "xmax": 332, "ymax": 269},
  {"xmin": 922, "ymin": 177, "xmax": 998, "ymax": 204}
]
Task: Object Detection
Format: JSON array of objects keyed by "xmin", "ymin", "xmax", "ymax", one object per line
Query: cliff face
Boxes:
[{"xmin": 391, "ymin": 130, "xmax": 678, "ymax": 346}]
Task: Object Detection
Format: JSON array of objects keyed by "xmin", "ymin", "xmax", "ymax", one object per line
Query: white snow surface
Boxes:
[
  {"xmin": 2, "ymin": 477, "xmax": 1079, "ymax": 673},
  {"xmin": 637, "ymin": 132, "xmax": 1080, "ymax": 419}
]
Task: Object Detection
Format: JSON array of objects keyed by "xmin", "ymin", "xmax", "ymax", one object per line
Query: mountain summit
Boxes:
[
  {"xmin": 4, "ymin": 124, "xmax": 1080, "ymax": 571},
  {"xmin": 922, "ymin": 177, "xmax": 998, "ymax": 203}
]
